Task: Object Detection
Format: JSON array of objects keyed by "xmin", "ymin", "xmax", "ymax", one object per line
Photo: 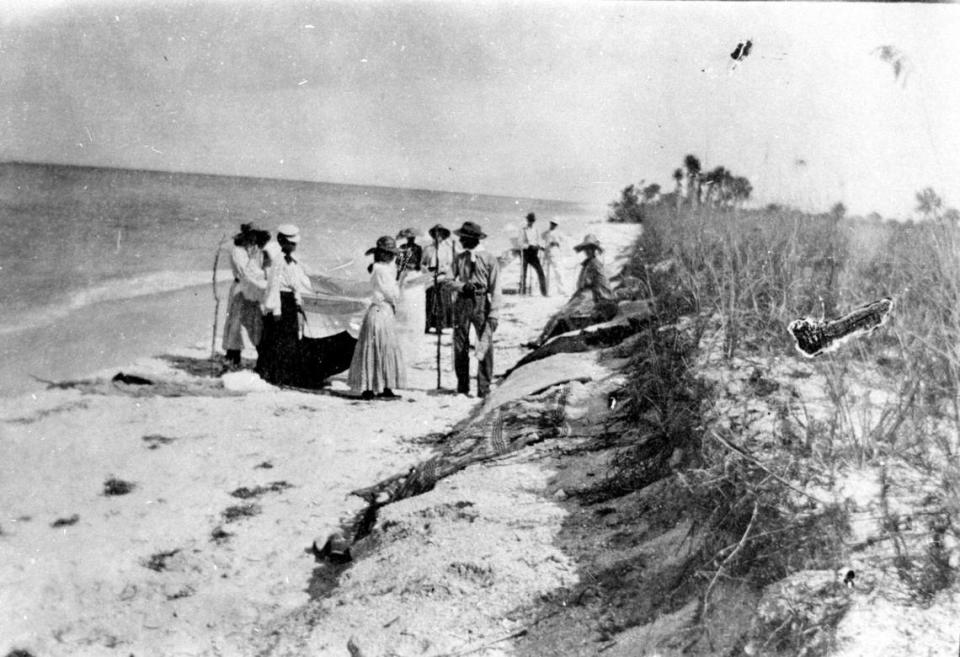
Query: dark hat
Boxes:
[
  {"xmin": 396, "ymin": 227, "xmax": 417, "ymax": 240},
  {"xmin": 428, "ymin": 223, "xmax": 451, "ymax": 240},
  {"xmin": 549, "ymin": 220, "xmax": 559, "ymax": 227},
  {"xmin": 526, "ymin": 212, "xmax": 536, "ymax": 222},
  {"xmin": 453, "ymin": 221, "xmax": 487, "ymax": 240},
  {"xmin": 234, "ymin": 222, "xmax": 263, "ymax": 240},
  {"xmin": 251, "ymin": 229, "xmax": 272, "ymax": 246},
  {"xmin": 573, "ymin": 233, "xmax": 603, "ymax": 253},
  {"xmin": 365, "ymin": 235, "xmax": 400, "ymax": 256}
]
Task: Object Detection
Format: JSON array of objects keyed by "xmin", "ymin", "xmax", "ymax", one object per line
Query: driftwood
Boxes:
[{"xmin": 37, "ymin": 373, "xmax": 241, "ymax": 398}]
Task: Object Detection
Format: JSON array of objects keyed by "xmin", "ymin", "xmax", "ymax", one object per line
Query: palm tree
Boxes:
[
  {"xmin": 641, "ymin": 183, "xmax": 661, "ymax": 203},
  {"xmin": 683, "ymin": 154, "xmax": 702, "ymax": 206},
  {"xmin": 729, "ymin": 177, "xmax": 752, "ymax": 206},
  {"xmin": 703, "ymin": 166, "xmax": 730, "ymax": 206},
  {"xmin": 672, "ymin": 168, "xmax": 684, "ymax": 210},
  {"xmin": 916, "ymin": 187, "xmax": 943, "ymax": 220},
  {"xmin": 830, "ymin": 202, "xmax": 847, "ymax": 221}
]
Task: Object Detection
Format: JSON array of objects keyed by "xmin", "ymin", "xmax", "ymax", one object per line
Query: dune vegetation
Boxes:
[{"xmin": 601, "ymin": 155, "xmax": 960, "ymax": 654}]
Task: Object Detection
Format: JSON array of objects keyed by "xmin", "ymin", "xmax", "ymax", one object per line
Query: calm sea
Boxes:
[{"xmin": 0, "ymin": 162, "xmax": 596, "ymax": 396}]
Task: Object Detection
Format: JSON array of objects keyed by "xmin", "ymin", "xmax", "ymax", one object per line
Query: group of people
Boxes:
[
  {"xmin": 222, "ymin": 214, "xmax": 615, "ymax": 400},
  {"xmin": 518, "ymin": 212, "xmax": 569, "ymax": 297},
  {"xmin": 222, "ymin": 222, "xmax": 311, "ymax": 382},
  {"xmin": 349, "ymin": 220, "xmax": 501, "ymax": 398}
]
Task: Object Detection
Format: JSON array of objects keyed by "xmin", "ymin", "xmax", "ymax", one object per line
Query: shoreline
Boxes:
[
  {"xmin": 0, "ymin": 219, "xmax": 639, "ymax": 657},
  {"xmin": 0, "ymin": 280, "xmax": 229, "ymax": 398}
]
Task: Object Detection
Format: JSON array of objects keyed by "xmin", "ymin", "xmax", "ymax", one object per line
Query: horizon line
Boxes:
[{"xmin": 0, "ymin": 158, "xmax": 596, "ymax": 209}]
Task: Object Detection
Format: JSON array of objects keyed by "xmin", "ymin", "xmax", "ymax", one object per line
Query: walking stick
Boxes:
[
  {"xmin": 544, "ymin": 248, "xmax": 550, "ymax": 295},
  {"xmin": 518, "ymin": 249, "xmax": 525, "ymax": 295},
  {"xmin": 210, "ymin": 234, "xmax": 228, "ymax": 376},
  {"xmin": 434, "ymin": 234, "xmax": 442, "ymax": 390}
]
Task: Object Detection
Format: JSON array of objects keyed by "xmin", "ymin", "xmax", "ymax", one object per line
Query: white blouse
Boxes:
[{"xmin": 371, "ymin": 261, "xmax": 400, "ymax": 308}]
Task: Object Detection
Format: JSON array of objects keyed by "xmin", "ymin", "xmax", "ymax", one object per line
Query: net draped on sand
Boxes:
[{"xmin": 300, "ymin": 274, "xmax": 374, "ymax": 339}]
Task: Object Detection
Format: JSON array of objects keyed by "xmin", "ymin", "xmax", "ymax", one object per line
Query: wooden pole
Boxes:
[
  {"xmin": 210, "ymin": 235, "xmax": 227, "ymax": 376},
  {"xmin": 519, "ymin": 249, "xmax": 525, "ymax": 295},
  {"xmin": 544, "ymin": 248, "xmax": 550, "ymax": 296},
  {"xmin": 434, "ymin": 233, "xmax": 442, "ymax": 390}
]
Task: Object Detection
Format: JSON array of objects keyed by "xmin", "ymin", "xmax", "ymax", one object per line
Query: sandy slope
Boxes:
[{"xmin": 0, "ymin": 220, "xmax": 639, "ymax": 657}]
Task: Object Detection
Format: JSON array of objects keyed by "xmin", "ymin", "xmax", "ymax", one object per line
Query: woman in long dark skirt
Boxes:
[
  {"xmin": 256, "ymin": 295, "xmax": 301, "ymax": 385},
  {"xmin": 256, "ymin": 226, "xmax": 310, "ymax": 385}
]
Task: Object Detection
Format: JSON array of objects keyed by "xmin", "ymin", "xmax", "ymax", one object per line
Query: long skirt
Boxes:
[
  {"xmin": 222, "ymin": 289, "xmax": 263, "ymax": 351},
  {"xmin": 425, "ymin": 284, "xmax": 455, "ymax": 331},
  {"xmin": 255, "ymin": 292, "xmax": 301, "ymax": 386},
  {"xmin": 348, "ymin": 301, "xmax": 407, "ymax": 393}
]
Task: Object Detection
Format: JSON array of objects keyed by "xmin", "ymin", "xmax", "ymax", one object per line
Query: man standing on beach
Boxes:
[
  {"xmin": 541, "ymin": 219, "xmax": 568, "ymax": 296},
  {"xmin": 256, "ymin": 224, "xmax": 312, "ymax": 385},
  {"xmin": 519, "ymin": 212, "xmax": 548, "ymax": 296},
  {"xmin": 395, "ymin": 227, "xmax": 423, "ymax": 282},
  {"xmin": 448, "ymin": 221, "xmax": 502, "ymax": 397}
]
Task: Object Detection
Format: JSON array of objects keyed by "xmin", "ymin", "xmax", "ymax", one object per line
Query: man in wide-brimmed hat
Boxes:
[
  {"xmin": 421, "ymin": 223, "xmax": 458, "ymax": 333},
  {"xmin": 447, "ymin": 220, "xmax": 502, "ymax": 397},
  {"xmin": 519, "ymin": 212, "xmax": 548, "ymax": 296},
  {"xmin": 395, "ymin": 227, "xmax": 423, "ymax": 280}
]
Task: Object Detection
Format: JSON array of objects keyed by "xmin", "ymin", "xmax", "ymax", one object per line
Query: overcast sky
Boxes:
[{"xmin": 1, "ymin": 1, "xmax": 958, "ymax": 216}]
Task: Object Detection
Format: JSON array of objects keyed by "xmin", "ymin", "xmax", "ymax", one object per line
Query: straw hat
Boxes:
[
  {"xmin": 365, "ymin": 235, "xmax": 401, "ymax": 256},
  {"xmin": 277, "ymin": 224, "xmax": 301, "ymax": 243},
  {"xmin": 573, "ymin": 234, "xmax": 603, "ymax": 253},
  {"xmin": 453, "ymin": 221, "xmax": 487, "ymax": 240},
  {"xmin": 428, "ymin": 224, "xmax": 451, "ymax": 240},
  {"xmin": 396, "ymin": 227, "xmax": 417, "ymax": 241}
]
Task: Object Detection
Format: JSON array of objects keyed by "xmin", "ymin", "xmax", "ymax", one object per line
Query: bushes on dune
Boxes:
[{"xmin": 603, "ymin": 170, "xmax": 960, "ymax": 650}]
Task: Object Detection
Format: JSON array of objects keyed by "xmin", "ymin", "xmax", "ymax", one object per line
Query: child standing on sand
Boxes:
[{"xmin": 348, "ymin": 236, "xmax": 408, "ymax": 400}]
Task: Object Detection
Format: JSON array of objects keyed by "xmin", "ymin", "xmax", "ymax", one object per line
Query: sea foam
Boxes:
[{"xmin": 0, "ymin": 269, "xmax": 234, "ymax": 337}]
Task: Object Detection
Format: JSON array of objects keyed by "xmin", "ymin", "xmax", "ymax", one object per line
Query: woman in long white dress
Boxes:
[{"xmin": 348, "ymin": 236, "xmax": 408, "ymax": 399}]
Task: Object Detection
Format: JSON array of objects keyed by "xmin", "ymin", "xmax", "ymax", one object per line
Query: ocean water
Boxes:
[{"xmin": 0, "ymin": 162, "xmax": 595, "ymax": 396}]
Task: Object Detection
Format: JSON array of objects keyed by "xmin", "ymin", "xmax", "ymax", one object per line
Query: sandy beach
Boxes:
[{"xmin": 0, "ymin": 219, "xmax": 639, "ymax": 656}]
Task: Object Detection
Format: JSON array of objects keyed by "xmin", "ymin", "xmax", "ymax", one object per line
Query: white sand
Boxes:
[{"xmin": 0, "ymin": 221, "xmax": 639, "ymax": 656}]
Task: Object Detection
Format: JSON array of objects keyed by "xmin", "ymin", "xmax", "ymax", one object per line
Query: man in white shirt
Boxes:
[
  {"xmin": 519, "ymin": 212, "xmax": 547, "ymax": 296},
  {"xmin": 421, "ymin": 224, "xmax": 458, "ymax": 333},
  {"xmin": 541, "ymin": 219, "xmax": 568, "ymax": 296},
  {"xmin": 256, "ymin": 224, "xmax": 313, "ymax": 385}
]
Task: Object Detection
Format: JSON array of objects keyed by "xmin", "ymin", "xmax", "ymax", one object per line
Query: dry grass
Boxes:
[{"xmin": 609, "ymin": 193, "xmax": 960, "ymax": 651}]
